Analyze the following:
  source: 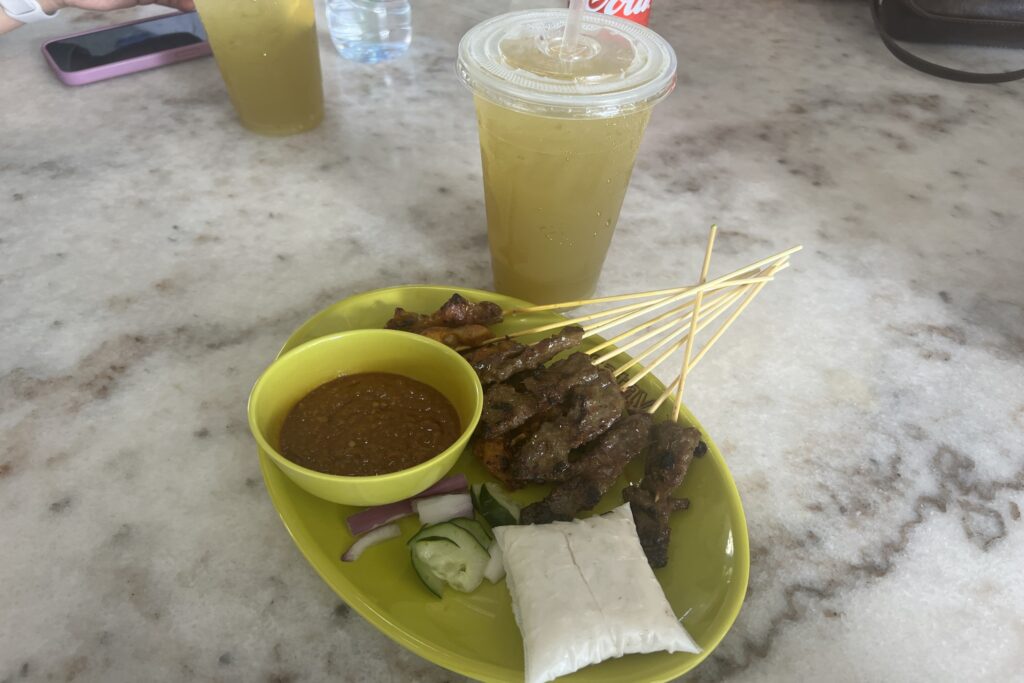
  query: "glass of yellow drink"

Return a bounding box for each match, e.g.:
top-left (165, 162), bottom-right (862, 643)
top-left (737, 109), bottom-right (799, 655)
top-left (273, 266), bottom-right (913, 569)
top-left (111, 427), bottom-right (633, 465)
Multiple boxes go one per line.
top-left (458, 10), bottom-right (677, 304)
top-left (194, 0), bottom-right (324, 136)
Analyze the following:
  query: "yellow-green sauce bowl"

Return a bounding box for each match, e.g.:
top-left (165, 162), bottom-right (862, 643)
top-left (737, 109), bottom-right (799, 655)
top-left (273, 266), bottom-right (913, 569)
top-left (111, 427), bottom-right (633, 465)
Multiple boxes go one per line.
top-left (248, 329), bottom-right (484, 506)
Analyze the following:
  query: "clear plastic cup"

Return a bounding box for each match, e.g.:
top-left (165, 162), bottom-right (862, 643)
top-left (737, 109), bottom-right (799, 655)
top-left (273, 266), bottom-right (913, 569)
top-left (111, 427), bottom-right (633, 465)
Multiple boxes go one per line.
top-left (195, 0), bottom-right (324, 136)
top-left (458, 9), bottom-right (677, 304)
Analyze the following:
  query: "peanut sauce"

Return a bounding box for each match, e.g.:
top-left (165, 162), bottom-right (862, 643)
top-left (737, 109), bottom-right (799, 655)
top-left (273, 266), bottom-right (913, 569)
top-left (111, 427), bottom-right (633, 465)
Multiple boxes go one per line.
top-left (278, 372), bottom-right (461, 476)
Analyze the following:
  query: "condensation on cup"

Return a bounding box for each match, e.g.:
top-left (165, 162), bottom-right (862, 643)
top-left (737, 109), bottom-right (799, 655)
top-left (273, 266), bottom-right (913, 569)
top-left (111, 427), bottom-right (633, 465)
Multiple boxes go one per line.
top-left (585, 0), bottom-right (652, 26)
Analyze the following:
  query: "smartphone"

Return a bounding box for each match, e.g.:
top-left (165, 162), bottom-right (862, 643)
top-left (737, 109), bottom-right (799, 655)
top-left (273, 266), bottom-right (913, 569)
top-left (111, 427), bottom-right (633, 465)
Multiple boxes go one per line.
top-left (41, 11), bottom-right (211, 86)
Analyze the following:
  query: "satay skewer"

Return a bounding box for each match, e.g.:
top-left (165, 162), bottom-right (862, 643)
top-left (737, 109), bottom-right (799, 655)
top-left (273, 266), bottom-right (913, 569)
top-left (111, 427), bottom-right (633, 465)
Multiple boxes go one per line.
top-left (609, 285), bottom-right (748, 379)
top-left (494, 273), bottom-right (772, 342)
top-left (582, 263), bottom-right (789, 357)
top-left (646, 258), bottom-right (787, 414)
top-left (434, 239), bottom-right (799, 425)
top-left (588, 286), bottom-right (744, 364)
top-left (504, 243), bottom-right (802, 315)
top-left (580, 271), bottom-right (776, 340)
top-left (497, 260), bottom-right (785, 342)
top-left (673, 225), bottom-right (718, 420)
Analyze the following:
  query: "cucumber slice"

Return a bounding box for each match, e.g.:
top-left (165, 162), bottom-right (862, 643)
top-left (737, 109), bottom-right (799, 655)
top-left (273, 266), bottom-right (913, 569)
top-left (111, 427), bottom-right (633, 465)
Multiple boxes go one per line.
top-left (450, 518), bottom-right (492, 549)
top-left (484, 541), bottom-right (505, 583)
top-left (409, 522), bottom-right (490, 593)
top-left (411, 544), bottom-right (447, 598)
top-left (477, 483), bottom-right (520, 527)
top-left (408, 521), bottom-right (486, 550)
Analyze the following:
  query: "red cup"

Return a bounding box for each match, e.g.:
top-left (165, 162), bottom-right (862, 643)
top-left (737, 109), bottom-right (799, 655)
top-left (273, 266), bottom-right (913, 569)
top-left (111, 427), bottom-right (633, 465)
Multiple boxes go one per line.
top-left (585, 0), bottom-right (652, 26)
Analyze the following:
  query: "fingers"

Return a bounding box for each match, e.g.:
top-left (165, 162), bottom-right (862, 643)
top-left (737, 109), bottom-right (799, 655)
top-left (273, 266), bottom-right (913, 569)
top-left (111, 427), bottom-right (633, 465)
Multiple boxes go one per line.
top-left (156, 0), bottom-right (196, 10)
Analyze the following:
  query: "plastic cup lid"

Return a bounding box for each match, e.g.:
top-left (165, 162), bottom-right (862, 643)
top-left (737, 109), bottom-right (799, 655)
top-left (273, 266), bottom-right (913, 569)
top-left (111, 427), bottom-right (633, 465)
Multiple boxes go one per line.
top-left (457, 9), bottom-right (677, 119)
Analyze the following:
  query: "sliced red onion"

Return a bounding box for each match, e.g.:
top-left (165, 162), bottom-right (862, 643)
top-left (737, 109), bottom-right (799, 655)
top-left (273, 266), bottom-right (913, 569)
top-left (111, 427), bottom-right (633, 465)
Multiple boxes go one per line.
top-left (413, 492), bottom-right (474, 525)
top-left (415, 473), bottom-right (470, 498)
top-left (345, 474), bottom-right (470, 536)
top-left (340, 523), bottom-right (401, 562)
top-left (345, 501), bottom-right (414, 536)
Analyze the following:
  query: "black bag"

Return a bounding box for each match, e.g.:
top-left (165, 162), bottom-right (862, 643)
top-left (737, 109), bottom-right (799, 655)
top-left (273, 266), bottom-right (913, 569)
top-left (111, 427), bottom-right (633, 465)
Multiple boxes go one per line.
top-left (871, 0), bottom-right (1024, 83)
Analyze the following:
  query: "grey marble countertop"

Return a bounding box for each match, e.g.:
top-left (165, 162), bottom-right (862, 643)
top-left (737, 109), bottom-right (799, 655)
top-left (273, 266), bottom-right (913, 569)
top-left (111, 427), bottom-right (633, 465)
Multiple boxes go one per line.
top-left (2, 1), bottom-right (1023, 681)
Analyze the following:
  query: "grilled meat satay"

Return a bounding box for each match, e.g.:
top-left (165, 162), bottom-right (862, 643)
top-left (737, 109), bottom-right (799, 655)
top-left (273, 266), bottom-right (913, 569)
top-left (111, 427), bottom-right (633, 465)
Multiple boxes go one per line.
top-left (479, 352), bottom-right (601, 438)
top-left (473, 435), bottom-right (526, 490)
top-left (623, 488), bottom-right (689, 568)
top-left (386, 293), bottom-right (503, 333)
top-left (463, 326), bottom-right (584, 386)
top-left (622, 422), bottom-right (702, 568)
top-left (462, 339), bottom-right (525, 379)
top-left (511, 374), bottom-right (625, 483)
top-left (520, 413), bottom-right (653, 525)
top-left (519, 352), bottom-right (603, 407)
top-left (475, 401), bottom-right (566, 487)
top-left (419, 324), bottom-right (493, 348)
top-left (480, 384), bottom-right (539, 439)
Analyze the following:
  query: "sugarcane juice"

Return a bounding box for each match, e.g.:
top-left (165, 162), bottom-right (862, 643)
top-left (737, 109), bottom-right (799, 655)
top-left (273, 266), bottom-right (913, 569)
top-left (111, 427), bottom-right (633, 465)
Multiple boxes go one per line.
top-left (195, 0), bottom-right (324, 136)
top-left (475, 96), bottom-right (650, 304)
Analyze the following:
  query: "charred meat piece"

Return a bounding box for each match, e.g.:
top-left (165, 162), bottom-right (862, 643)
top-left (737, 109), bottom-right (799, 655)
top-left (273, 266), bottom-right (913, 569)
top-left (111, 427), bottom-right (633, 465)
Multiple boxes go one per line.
top-left (419, 324), bottom-right (492, 348)
top-left (480, 383), bottom-right (539, 439)
top-left (479, 352), bottom-right (601, 438)
top-left (622, 487), bottom-right (689, 568)
top-left (520, 413), bottom-right (652, 525)
top-left (385, 293), bottom-right (503, 333)
top-left (462, 339), bottom-right (525, 381)
top-left (463, 326), bottom-right (584, 386)
top-left (385, 308), bottom-right (424, 332)
top-left (434, 293), bottom-right (503, 328)
top-left (641, 422), bottom-right (701, 497)
top-left (473, 436), bottom-right (525, 490)
top-left (511, 373), bottom-right (625, 483)
top-left (623, 422), bottom-right (702, 567)
top-left (519, 352), bottom-right (601, 407)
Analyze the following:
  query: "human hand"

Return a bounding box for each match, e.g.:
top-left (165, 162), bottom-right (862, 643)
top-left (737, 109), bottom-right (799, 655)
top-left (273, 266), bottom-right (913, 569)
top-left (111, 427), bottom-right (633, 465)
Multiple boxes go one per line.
top-left (2, 0), bottom-right (195, 35)
top-left (40, 0), bottom-right (195, 12)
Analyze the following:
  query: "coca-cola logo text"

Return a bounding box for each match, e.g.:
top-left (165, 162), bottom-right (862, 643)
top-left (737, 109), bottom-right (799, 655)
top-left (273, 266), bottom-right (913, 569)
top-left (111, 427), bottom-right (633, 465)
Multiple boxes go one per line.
top-left (587, 0), bottom-right (652, 18)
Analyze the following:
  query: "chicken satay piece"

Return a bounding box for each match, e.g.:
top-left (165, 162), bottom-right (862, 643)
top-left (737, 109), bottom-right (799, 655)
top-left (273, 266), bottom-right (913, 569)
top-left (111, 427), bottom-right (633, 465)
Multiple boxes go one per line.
top-left (472, 436), bottom-right (526, 490)
top-left (433, 293), bottom-right (503, 328)
top-left (419, 324), bottom-right (492, 349)
top-left (385, 293), bottom-right (503, 332)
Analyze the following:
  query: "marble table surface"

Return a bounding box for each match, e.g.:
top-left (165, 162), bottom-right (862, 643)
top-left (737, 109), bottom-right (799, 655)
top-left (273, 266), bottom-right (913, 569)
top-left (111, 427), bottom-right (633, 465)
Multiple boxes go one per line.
top-left (2, 1), bottom-right (1023, 681)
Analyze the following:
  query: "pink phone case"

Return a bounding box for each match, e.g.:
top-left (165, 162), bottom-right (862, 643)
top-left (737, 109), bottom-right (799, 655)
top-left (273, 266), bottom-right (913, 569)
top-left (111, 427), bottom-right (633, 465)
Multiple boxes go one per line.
top-left (41, 11), bottom-right (212, 86)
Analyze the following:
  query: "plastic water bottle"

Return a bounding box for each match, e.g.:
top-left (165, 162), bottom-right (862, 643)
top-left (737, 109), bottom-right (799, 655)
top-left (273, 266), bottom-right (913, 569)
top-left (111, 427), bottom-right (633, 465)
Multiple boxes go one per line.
top-left (326, 0), bottom-right (412, 64)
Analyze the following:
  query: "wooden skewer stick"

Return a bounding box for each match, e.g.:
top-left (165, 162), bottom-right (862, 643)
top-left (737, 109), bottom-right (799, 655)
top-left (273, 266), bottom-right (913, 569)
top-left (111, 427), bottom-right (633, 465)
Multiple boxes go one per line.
top-left (673, 225), bottom-right (717, 421)
top-left (580, 271), bottom-right (780, 342)
top-left (646, 259), bottom-right (787, 414)
top-left (620, 278), bottom-right (749, 386)
top-left (507, 285), bottom-right (691, 315)
top-left (602, 286), bottom-right (746, 374)
top-left (611, 295), bottom-right (739, 382)
top-left (497, 270), bottom-right (772, 343)
top-left (686, 259), bottom-right (784, 373)
top-left (588, 287), bottom-right (739, 364)
top-left (646, 376), bottom-right (680, 415)
top-left (505, 244), bottom-right (802, 316)
top-left (496, 292), bottom-right (680, 340)
top-left (584, 264), bottom-right (788, 357)
top-left (579, 259), bottom-right (787, 342)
